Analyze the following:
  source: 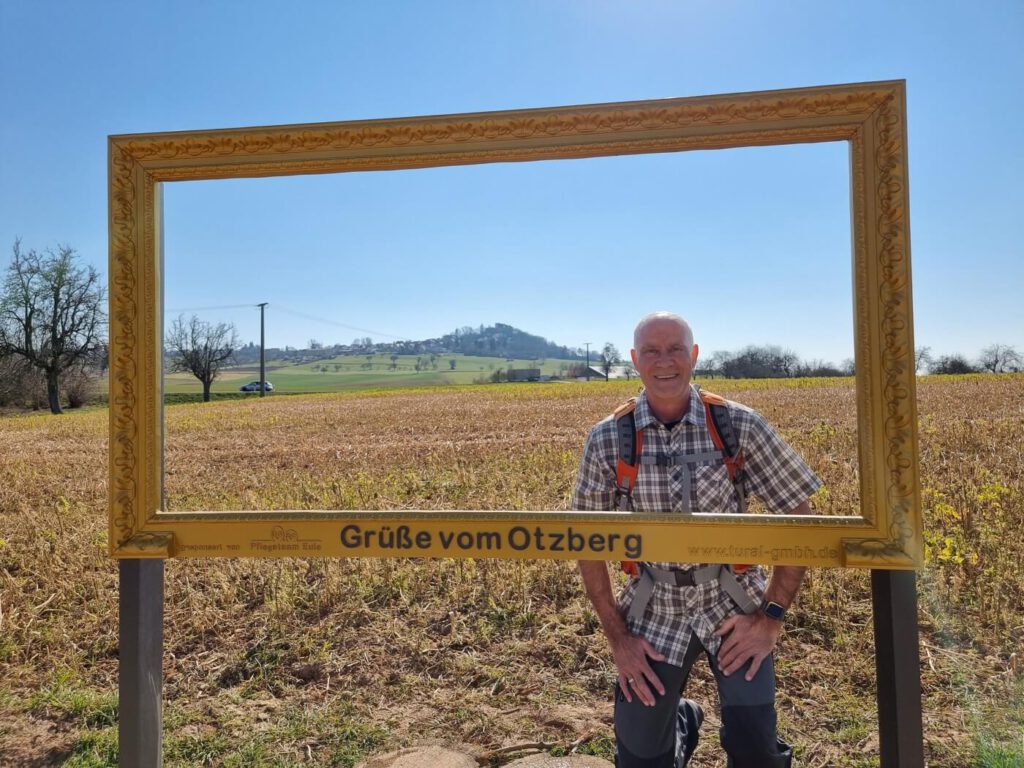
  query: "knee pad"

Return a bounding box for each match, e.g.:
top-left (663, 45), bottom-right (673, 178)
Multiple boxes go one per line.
top-left (720, 704), bottom-right (792, 768)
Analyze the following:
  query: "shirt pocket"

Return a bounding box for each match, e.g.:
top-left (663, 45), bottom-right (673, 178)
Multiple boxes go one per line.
top-left (632, 464), bottom-right (669, 512)
top-left (693, 464), bottom-right (737, 514)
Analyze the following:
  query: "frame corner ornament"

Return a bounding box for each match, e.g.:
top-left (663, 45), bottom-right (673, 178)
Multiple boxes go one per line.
top-left (842, 538), bottom-right (919, 570)
top-left (112, 532), bottom-right (175, 559)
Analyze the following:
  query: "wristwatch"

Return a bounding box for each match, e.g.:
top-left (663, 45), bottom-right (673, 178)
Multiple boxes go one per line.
top-left (760, 599), bottom-right (786, 621)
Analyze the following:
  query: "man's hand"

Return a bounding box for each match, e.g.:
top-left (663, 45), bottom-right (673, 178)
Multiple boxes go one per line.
top-left (577, 561), bottom-right (667, 706)
top-left (715, 549), bottom-right (806, 681)
top-left (611, 632), bottom-right (667, 707)
top-left (714, 613), bottom-right (781, 681)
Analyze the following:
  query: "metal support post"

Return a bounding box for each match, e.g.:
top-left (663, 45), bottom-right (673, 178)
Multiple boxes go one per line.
top-left (119, 559), bottom-right (165, 767)
top-left (871, 569), bottom-right (924, 768)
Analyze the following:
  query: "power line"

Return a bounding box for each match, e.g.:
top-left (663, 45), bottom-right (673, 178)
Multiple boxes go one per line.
top-left (164, 303), bottom-right (255, 313)
top-left (166, 302), bottom-right (406, 341)
top-left (273, 305), bottom-right (405, 340)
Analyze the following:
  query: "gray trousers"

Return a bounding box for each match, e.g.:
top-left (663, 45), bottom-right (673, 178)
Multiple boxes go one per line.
top-left (614, 632), bottom-right (792, 768)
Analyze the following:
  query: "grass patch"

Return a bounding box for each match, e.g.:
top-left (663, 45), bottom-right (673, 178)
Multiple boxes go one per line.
top-left (165, 730), bottom-right (234, 764)
top-left (577, 732), bottom-right (615, 759)
top-left (28, 668), bottom-right (118, 728)
top-left (975, 736), bottom-right (1024, 768)
top-left (63, 728), bottom-right (118, 768)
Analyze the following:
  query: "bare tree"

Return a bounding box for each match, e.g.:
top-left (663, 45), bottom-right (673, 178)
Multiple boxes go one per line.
top-left (695, 350), bottom-right (729, 379)
top-left (600, 342), bottom-right (620, 380)
top-left (0, 240), bottom-right (106, 414)
top-left (165, 315), bottom-right (239, 402)
top-left (914, 346), bottom-right (932, 374)
top-left (978, 344), bottom-right (1021, 373)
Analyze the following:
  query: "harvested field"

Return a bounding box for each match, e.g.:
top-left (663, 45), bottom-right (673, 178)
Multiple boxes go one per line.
top-left (1, 375), bottom-right (1022, 766)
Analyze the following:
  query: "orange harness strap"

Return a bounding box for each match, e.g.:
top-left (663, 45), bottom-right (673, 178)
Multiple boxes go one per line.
top-left (700, 390), bottom-right (746, 486)
top-left (613, 398), bottom-right (642, 511)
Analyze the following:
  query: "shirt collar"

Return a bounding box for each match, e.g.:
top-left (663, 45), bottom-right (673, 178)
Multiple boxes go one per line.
top-left (635, 385), bottom-right (706, 431)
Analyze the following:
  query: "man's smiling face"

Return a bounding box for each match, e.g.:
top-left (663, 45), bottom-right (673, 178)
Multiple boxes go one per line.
top-left (630, 316), bottom-right (699, 419)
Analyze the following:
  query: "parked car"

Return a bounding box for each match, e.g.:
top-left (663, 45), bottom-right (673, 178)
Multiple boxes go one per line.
top-left (239, 380), bottom-right (273, 392)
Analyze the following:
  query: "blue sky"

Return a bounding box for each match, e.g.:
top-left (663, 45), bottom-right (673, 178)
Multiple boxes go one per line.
top-left (1, 1), bottom-right (1021, 364)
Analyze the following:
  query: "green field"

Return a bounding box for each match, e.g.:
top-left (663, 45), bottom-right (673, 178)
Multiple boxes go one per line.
top-left (163, 353), bottom-right (586, 394)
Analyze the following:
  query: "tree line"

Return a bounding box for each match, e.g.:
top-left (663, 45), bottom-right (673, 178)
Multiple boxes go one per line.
top-left (916, 345), bottom-right (1022, 375)
top-left (1, 241), bottom-right (1021, 413)
top-left (602, 342), bottom-right (1023, 380)
top-left (696, 345), bottom-right (852, 379)
top-left (694, 344), bottom-right (1021, 379)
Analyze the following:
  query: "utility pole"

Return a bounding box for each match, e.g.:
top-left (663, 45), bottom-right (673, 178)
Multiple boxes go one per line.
top-left (257, 302), bottom-right (268, 398)
top-left (584, 342), bottom-right (592, 382)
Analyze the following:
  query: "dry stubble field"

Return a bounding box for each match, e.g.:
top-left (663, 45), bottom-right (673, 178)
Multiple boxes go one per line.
top-left (0, 375), bottom-right (1022, 767)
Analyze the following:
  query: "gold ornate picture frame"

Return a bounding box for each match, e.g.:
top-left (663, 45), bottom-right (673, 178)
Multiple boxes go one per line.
top-left (108, 80), bottom-right (921, 568)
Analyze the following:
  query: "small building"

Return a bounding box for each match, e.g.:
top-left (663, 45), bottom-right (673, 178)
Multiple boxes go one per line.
top-left (606, 364), bottom-right (638, 380)
top-left (578, 364), bottom-right (637, 381)
top-left (507, 368), bottom-right (541, 382)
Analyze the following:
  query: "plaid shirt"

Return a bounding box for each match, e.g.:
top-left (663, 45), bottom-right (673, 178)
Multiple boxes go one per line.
top-left (572, 386), bottom-right (821, 665)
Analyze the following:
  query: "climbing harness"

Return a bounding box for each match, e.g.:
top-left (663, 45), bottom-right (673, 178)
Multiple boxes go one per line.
top-left (613, 389), bottom-right (758, 619)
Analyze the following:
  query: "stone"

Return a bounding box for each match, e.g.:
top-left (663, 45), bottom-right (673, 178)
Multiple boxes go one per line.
top-left (505, 754), bottom-right (612, 767)
top-left (356, 745), bottom-right (478, 768)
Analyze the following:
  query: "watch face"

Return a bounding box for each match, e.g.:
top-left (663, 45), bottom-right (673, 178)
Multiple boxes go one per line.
top-left (762, 601), bottom-right (785, 620)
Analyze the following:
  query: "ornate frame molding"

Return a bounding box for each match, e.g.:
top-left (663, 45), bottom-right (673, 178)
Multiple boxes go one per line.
top-left (108, 81), bottom-right (921, 568)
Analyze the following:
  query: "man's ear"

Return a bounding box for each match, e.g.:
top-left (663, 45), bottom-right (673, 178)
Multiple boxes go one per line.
top-left (691, 343), bottom-right (700, 367)
top-left (630, 348), bottom-right (639, 367)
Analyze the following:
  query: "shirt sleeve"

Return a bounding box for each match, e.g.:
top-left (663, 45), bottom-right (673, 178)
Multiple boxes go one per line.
top-left (571, 418), bottom-right (618, 512)
top-left (735, 405), bottom-right (822, 513)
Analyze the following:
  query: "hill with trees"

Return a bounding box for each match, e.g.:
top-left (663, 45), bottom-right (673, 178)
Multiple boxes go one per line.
top-left (232, 323), bottom-right (585, 366)
top-left (434, 323), bottom-right (582, 360)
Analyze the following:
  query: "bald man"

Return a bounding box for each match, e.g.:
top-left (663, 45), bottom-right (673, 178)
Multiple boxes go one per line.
top-left (575, 312), bottom-right (820, 768)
